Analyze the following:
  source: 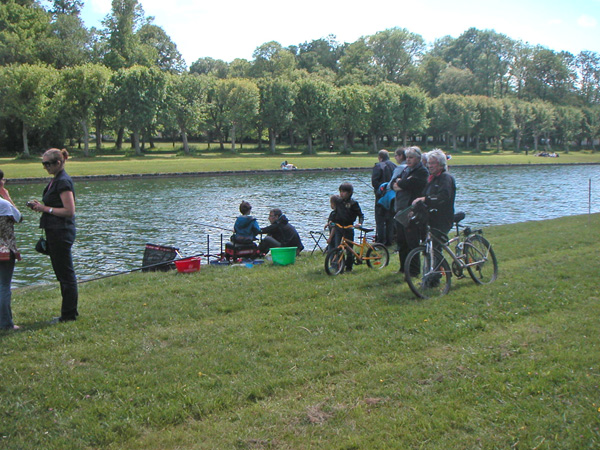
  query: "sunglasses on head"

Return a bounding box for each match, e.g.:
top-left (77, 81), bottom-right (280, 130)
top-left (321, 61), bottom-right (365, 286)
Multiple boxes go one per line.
top-left (42, 160), bottom-right (58, 167)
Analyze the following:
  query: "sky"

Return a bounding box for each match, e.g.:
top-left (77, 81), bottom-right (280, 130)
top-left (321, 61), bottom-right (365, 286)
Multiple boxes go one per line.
top-left (78, 0), bottom-right (600, 67)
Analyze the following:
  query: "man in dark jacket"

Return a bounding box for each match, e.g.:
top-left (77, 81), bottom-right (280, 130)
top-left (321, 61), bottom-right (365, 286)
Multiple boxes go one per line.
top-left (371, 149), bottom-right (396, 245)
top-left (259, 209), bottom-right (304, 255)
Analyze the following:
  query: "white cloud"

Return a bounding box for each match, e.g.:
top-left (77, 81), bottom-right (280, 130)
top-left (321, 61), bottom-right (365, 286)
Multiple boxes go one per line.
top-left (578, 15), bottom-right (598, 28)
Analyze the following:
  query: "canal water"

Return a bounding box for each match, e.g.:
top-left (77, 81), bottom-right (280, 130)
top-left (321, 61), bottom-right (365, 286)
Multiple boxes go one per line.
top-left (6, 164), bottom-right (599, 286)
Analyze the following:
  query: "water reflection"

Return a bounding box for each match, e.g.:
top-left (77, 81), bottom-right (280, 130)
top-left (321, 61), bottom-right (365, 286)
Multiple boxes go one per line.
top-left (7, 164), bottom-right (599, 286)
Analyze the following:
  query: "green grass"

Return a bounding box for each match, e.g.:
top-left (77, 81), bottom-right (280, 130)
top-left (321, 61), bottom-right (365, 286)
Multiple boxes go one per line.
top-left (2, 147), bottom-right (599, 180)
top-left (1, 213), bottom-right (599, 449)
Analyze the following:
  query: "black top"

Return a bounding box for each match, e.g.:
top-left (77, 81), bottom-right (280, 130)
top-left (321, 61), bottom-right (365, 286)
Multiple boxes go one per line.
top-left (336, 198), bottom-right (364, 226)
top-left (423, 170), bottom-right (456, 233)
top-left (40, 169), bottom-right (76, 230)
top-left (261, 214), bottom-right (304, 251)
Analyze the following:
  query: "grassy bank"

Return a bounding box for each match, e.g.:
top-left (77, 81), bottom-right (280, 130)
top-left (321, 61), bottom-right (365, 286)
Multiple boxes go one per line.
top-left (1, 213), bottom-right (599, 449)
top-left (2, 149), bottom-right (600, 180)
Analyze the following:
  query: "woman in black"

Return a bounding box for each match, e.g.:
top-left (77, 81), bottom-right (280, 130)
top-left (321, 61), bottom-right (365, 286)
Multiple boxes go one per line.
top-left (28, 149), bottom-right (78, 322)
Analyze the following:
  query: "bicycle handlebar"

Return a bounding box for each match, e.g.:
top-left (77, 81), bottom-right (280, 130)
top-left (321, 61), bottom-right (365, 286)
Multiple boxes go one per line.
top-left (330, 223), bottom-right (374, 233)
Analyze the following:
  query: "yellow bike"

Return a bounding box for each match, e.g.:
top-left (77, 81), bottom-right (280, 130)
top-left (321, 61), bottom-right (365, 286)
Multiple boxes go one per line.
top-left (324, 223), bottom-right (390, 275)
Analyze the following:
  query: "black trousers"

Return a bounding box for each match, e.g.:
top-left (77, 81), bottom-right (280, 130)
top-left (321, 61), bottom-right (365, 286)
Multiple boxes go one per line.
top-left (46, 228), bottom-right (78, 320)
top-left (374, 203), bottom-right (395, 246)
top-left (332, 226), bottom-right (355, 271)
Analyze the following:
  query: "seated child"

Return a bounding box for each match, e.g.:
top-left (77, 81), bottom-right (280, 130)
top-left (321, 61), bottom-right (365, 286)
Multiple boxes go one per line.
top-left (231, 201), bottom-right (261, 244)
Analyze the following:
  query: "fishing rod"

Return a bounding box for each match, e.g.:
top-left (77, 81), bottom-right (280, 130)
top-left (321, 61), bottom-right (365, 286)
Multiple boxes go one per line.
top-left (197, 221), bottom-right (233, 232)
top-left (350, 173), bottom-right (373, 189)
top-left (77, 253), bottom-right (204, 284)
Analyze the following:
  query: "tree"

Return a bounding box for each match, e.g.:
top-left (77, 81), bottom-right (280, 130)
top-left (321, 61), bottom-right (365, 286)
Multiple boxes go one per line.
top-left (111, 65), bottom-right (167, 155)
top-left (259, 77), bottom-right (296, 153)
top-left (337, 38), bottom-right (383, 86)
top-left (437, 28), bottom-right (514, 97)
top-left (0, 0), bottom-right (50, 65)
top-left (0, 64), bottom-right (59, 156)
top-left (395, 86), bottom-right (429, 147)
top-left (332, 84), bottom-right (370, 153)
top-left (472, 96), bottom-right (504, 151)
top-left (521, 47), bottom-right (575, 104)
top-left (223, 79), bottom-right (259, 152)
top-left (251, 41), bottom-right (296, 78)
top-left (575, 51), bottom-right (600, 105)
top-left (189, 57), bottom-right (229, 78)
top-left (429, 94), bottom-right (479, 151)
top-left (528, 100), bottom-right (556, 151)
top-left (162, 73), bottom-right (210, 154)
top-left (61, 63), bottom-right (112, 156)
top-left (101, 0), bottom-right (147, 70)
top-left (137, 23), bottom-right (186, 73)
top-left (296, 35), bottom-right (342, 73)
top-left (292, 78), bottom-right (334, 154)
top-left (554, 106), bottom-right (583, 152)
top-left (368, 27), bottom-right (425, 84)
top-left (510, 99), bottom-right (533, 152)
top-left (368, 83), bottom-right (405, 151)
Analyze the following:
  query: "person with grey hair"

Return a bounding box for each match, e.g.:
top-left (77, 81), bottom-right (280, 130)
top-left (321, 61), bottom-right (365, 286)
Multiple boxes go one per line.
top-left (391, 146), bottom-right (429, 272)
top-left (406, 148), bottom-right (455, 277)
top-left (413, 148), bottom-right (455, 232)
top-left (371, 149), bottom-right (396, 245)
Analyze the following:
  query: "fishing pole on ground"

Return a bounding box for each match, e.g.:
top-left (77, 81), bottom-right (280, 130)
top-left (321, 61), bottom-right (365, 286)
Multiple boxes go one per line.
top-left (77, 253), bottom-right (204, 284)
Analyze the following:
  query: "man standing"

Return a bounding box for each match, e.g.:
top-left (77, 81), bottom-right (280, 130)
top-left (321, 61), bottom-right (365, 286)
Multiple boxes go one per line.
top-left (371, 149), bottom-right (396, 245)
top-left (259, 209), bottom-right (304, 256)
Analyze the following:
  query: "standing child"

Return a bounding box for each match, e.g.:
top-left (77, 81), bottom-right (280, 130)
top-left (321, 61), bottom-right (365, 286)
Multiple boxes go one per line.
top-left (333, 183), bottom-right (364, 272)
top-left (325, 194), bottom-right (341, 252)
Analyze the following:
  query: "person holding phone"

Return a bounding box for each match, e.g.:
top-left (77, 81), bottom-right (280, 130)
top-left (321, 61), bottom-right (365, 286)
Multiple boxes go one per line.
top-left (27, 148), bottom-right (78, 323)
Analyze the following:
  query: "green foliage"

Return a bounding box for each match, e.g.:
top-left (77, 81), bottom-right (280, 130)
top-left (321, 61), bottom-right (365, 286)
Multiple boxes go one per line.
top-left (1, 214), bottom-right (599, 449)
top-left (0, 63), bottom-right (59, 155)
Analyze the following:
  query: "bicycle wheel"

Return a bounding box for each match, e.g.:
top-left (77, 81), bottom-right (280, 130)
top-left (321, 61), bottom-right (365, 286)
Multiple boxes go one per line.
top-left (366, 243), bottom-right (390, 269)
top-left (324, 247), bottom-right (346, 275)
top-left (464, 234), bottom-right (498, 284)
top-left (404, 246), bottom-right (451, 299)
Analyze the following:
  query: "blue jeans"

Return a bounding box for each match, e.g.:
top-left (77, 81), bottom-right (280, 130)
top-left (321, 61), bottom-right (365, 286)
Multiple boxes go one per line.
top-left (0, 255), bottom-right (16, 329)
top-left (46, 228), bottom-right (78, 320)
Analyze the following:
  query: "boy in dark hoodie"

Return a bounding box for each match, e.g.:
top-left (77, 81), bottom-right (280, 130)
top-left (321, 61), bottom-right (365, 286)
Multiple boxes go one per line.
top-left (232, 201), bottom-right (261, 244)
top-left (333, 182), bottom-right (364, 272)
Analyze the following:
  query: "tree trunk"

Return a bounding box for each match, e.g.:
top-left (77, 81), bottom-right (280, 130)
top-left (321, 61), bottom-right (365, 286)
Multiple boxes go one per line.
top-left (95, 117), bottom-right (103, 150)
top-left (81, 119), bottom-right (90, 157)
top-left (133, 129), bottom-right (142, 156)
top-left (371, 134), bottom-right (378, 153)
top-left (269, 128), bottom-right (276, 154)
top-left (181, 130), bottom-right (190, 155)
top-left (22, 123), bottom-right (30, 157)
top-left (116, 127), bottom-right (124, 150)
top-left (230, 123), bottom-right (237, 152)
top-left (307, 134), bottom-right (313, 154)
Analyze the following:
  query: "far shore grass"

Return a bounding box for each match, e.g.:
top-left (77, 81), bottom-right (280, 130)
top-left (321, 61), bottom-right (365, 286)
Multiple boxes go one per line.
top-left (1, 145), bottom-right (599, 180)
top-left (1, 213), bottom-right (599, 449)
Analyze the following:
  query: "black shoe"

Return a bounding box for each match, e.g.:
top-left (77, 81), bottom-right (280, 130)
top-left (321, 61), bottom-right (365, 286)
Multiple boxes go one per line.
top-left (50, 316), bottom-right (77, 324)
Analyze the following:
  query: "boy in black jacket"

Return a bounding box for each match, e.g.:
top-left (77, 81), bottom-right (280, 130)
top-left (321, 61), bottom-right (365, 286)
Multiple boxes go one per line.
top-left (332, 183), bottom-right (364, 272)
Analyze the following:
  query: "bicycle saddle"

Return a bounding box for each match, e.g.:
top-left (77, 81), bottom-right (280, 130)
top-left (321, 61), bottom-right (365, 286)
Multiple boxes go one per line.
top-left (454, 212), bottom-right (466, 224)
top-left (357, 226), bottom-right (374, 233)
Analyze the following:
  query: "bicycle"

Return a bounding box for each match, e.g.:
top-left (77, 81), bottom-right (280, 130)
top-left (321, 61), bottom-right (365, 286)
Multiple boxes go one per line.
top-left (404, 212), bottom-right (498, 298)
top-left (324, 223), bottom-right (390, 275)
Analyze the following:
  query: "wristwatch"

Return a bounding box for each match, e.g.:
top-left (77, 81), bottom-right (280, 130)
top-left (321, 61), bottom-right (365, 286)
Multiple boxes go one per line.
top-left (49, 208), bottom-right (53, 215)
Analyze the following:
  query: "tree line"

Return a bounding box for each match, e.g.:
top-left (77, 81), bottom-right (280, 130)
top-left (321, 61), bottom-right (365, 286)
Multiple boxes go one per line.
top-left (1, 0), bottom-right (599, 156)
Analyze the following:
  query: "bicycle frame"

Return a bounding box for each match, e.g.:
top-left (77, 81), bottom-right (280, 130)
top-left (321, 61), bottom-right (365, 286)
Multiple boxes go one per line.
top-left (424, 224), bottom-right (487, 272)
top-left (335, 225), bottom-right (375, 262)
